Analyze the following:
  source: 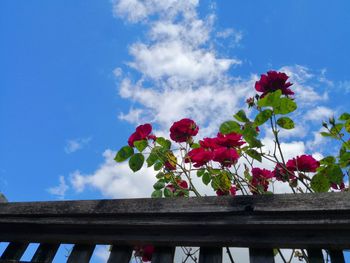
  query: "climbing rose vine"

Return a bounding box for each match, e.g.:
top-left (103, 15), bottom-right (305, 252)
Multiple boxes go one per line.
top-left (115, 70), bottom-right (350, 262)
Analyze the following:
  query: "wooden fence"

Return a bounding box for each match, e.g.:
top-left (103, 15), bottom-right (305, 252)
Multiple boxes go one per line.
top-left (0, 192), bottom-right (349, 262)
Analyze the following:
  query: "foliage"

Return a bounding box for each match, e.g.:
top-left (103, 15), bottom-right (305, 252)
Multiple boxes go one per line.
top-left (114, 70), bottom-right (350, 262)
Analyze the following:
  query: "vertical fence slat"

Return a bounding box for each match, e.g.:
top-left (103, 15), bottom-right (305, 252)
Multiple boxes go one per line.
top-left (67, 244), bottom-right (95, 263)
top-left (0, 242), bottom-right (28, 260)
top-left (31, 243), bottom-right (60, 263)
top-left (307, 249), bottom-right (324, 263)
top-left (249, 248), bottom-right (274, 263)
top-left (107, 246), bottom-right (132, 263)
top-left (199, 247), bottom-right (222, 263)
top-left (329, 250), bottom-right (345, 263)
top-left (151, 247), bottom-right (175, 263)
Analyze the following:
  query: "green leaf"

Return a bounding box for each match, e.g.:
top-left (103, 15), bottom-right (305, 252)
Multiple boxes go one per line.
top-left (146, 152), bottom-right (158, 167)
top-left (154, 161), bottom-right (164, 171)
top-left (202, 172), bottom-right (211, 185)
top-left (245, 149), bottom-right (262, 162)
top-left (320, 132), bottom-right (332, 137)
top-left (234, 110), bottom-right (250, 122)
top-left (156, 137), bottom-right (171, 149)
top-left (151, 190), bottom-right (162, 198)
top-left (155, 172), bottom-right (164, 179)
top-left (190, 142), bottom-right (201, 149)
top-left (134, 140), bottom-right (148, 152)
top-left (197, 168), bottom-right (206, 177)
top-left (128, 153), bottom-right (144, 172)
top-left (330, 123), bottom-right (343, 135)
top-left (342, 141), bottom-right (350, 150)
top-left (276, 117), bottom-right (295, 129)
top-left (311, 173), bottom-right (330, 193)
top-left (254, 109), bottom-right (273, 127)
top-left (257, 90), bottom-right (282, 107)
top-left (219, 121), bottom-right (242, 134)
top-left (163, 187), bottom-right (173, 197)
top-left (114, 146), bottom-right (134, 162)
top-left (153, 180), bottom-right (165, 190)
top-left (319, 156), bottom-right (336, 165)
top-left (273, 97), bottom-right (297, 115)
top-left (242, 123), bottom-right (259, 138)
top-left (339, 152), bottom-right (350, 168)
top-left (345, 119), bottom-right (350, 133)
top-left (246, 137), bottom-right (263, 148)
top-left (325, 165), bottom-right (343, 184)
top-left (339, 113), bottom-right (350, 121)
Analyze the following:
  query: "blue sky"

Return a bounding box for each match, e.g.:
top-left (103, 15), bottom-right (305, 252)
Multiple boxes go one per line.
top-left (1, 1), bottom-right (350, 261)
top-left (1, 0), bottom-right (350, 199)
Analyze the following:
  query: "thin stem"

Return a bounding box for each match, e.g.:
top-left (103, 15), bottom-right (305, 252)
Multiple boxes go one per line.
top-left (277, 249), bottom-right (288, 263)
top-left (226, 247), bottom-right (235, 263)
top-left (270, 116), bottom-right (286, 165)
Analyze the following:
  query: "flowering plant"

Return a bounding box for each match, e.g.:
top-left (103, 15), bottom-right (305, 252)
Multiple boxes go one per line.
top-left (115, 70), bottom-right (350, 261)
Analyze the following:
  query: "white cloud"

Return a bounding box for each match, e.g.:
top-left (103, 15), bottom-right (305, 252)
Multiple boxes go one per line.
top-left (69, 1), bottom-right (336, 200)
top-left (112, 0), bottom-right (199, 23)
top-left (93, 246), bottom-right (110, 263)
top-left (304, 106), bottom-right (334, 122)
top-left (64, 137), bottom-right (92, 154)
top-left (216, 28), bottom-right (243, 47)
top-left (280, 65), bottom-right (328, 104)
top-left (47, 176), bottom-right (69, 200)
top-left (338, 80), bottom-right (350, 93)
top-left (70, 149), bottom-right (156, 198)
top-left (128, 41), bottom-right (239, 82)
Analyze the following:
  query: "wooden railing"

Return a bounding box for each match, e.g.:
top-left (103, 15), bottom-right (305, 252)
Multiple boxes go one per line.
top-left (0, 192), bottom-right (349, 262)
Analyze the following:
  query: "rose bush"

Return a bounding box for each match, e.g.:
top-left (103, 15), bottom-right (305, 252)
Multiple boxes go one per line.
top-left (115, 70), bottom-right (350, 262)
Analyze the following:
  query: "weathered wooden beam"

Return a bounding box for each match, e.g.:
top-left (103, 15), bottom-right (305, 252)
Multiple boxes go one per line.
top-left (152, 247), bottom-right (175, 263)
top-left (0, 242), bottom-right (28, 261)
top-left (66, 244), bottom-right (95, 263)
top-left (31, 243), bottom-right (60, 263)
top-left (107, 245), bottom-right (132, 263)
top-left (249, 248), bottom-right (274, 263)
top-left (198, 247), bottom-right (222, 263)
top-left (0, 193), bottom-right (350, 248)
top-left (307, 249), bottom-right (324, 263)
top-left (329, 250), bottom-right (345, 263)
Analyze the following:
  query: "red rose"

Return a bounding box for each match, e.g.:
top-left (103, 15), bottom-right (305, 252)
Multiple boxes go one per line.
top-left (165, 180), bottom-right (188, 196)
top-left (255, 71), bottom-right (294, 97)
top-left (199, 137), bottom-right (219, 149)
top-left (213, 147), bottom-right (239, 167)
top-left (134, 245), bottom-right (154, 262)
top-left (164, 161), bottom-right (176, 170)
top-left (170, 118), bottom-right (199, 143)
top-left (273, 163), bottom-right (295, 182)
top-left (186, 147), bottom-right (214, 167)
top-left (331, 182), bottom-right (345, 190)
top-left (286, 155), bottom-right (320, 172)
top-left (216, 185), bottom-right (236, 196)
top-left (128, 123), bottom-right (155, 147)
top-left (250, 167), bottom-right (273, 194)
top-left (246, 97), bottom-right (255, 107)
top-left (214, 132), bottom-right (245, 148)
top-left (142, 245), bottom-right (154, 262)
